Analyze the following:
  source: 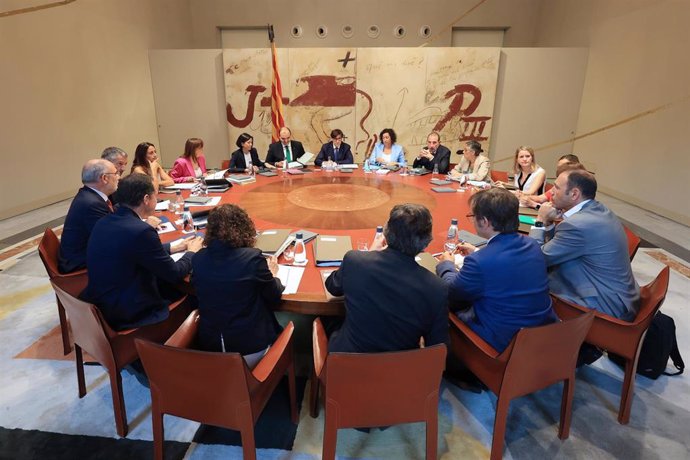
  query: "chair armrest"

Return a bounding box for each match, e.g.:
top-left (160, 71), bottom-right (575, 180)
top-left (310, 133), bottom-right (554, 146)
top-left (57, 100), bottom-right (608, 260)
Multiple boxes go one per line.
top-left (252, 321), bottom-right (294, 382)
top-left (164, 309), bottom-right (199, 348)
top-left (59, 268), bottom-right (88, 278)
top-left (449, 313), bottom-right (499, 359)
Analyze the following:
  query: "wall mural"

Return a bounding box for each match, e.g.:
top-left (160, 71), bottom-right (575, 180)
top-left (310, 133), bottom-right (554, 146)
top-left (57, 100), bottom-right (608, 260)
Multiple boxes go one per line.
top-left (224, 47), bottom-right (500, 162)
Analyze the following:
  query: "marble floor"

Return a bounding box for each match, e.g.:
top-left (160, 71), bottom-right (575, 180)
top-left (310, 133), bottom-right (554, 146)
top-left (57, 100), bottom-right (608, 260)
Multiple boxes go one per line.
top-left (0, 195), bottom-right (689, 459)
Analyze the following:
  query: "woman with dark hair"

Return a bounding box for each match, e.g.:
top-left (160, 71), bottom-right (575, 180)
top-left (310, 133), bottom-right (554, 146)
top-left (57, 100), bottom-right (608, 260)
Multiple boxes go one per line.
top-left (449, 140), bottom-right (491, 182)
top-left (368, 128), bottom-right (406, 167)
top-left (191, 204), bottom-right (284, 368)
top-left (130, 142), bottom-right (174, 191)
top-left (228, 133), bottom-right (272, 173)
top-left (169, 137), bottom-right (207, 183)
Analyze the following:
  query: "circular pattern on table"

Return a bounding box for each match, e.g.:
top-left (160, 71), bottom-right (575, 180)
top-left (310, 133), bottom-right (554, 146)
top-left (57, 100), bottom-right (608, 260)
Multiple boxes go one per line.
top-left (240, 176), bottom-right (435, 230)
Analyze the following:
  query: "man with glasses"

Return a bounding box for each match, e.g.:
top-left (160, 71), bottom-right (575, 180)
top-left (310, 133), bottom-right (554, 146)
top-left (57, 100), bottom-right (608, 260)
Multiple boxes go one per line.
top-left (58, 159), bottom-right (121, 273)
top-left (314, 129), bottom-right (353, 167)
top-left (101, 146), bottom-right (128, 176)
top-left (436, 188), bottom-right (555, 354)
top-left (265, 126), bottom-right (306, 168)
top-left (413, 132), bottom-right (451, 174)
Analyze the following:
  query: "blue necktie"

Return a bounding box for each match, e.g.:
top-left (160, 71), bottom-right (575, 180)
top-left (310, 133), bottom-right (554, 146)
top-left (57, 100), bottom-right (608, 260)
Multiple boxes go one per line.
top-left (334, 147), bottom-right (339, 161)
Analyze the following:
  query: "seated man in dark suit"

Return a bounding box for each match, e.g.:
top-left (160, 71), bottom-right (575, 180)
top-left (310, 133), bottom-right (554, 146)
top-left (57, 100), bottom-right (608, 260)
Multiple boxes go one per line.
top-left (81, 173), bottom-right (203, 331)
top-left (58, 159), bottom-right (120, 273)
top-left (314, 129), bottom-right (354, 166)
top-left (436, 188), bottom-right (556, 353)
top-left (265, 126), bottom-right (306, 167)
top-left (412, 132), bottom-right (451, 174)
top-left (325, 204), bottom-right (448, 353)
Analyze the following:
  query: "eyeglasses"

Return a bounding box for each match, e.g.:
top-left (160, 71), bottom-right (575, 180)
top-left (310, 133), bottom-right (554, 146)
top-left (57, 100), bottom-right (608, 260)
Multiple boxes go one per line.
top-left (103, 172), bottom-right (119, 177)
top-left (466, 213), bottom-right (475, 218)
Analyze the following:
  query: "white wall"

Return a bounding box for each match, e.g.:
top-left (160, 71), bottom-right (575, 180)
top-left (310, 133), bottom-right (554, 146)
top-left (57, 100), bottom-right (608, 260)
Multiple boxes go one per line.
top-left (0, 0), bottom-right (193, 219)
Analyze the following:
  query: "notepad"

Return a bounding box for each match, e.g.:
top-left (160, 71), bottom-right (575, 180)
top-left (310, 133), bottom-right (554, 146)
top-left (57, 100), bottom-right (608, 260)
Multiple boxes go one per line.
top-left (457, 230), bottom-right (488, 247)
top-left (431, 187), bottom-right (457, 193)
top-left (314, 235), bottom-right (352, 267)
top-left (415, 252), bottom-right (438, 273)
top-left (255, 229), bottom-right (293, 256)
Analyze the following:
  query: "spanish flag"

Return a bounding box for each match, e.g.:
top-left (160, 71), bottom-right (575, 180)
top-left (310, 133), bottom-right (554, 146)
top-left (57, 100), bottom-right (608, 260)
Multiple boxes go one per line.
top-left (268, 25), bottom-right (285, 143)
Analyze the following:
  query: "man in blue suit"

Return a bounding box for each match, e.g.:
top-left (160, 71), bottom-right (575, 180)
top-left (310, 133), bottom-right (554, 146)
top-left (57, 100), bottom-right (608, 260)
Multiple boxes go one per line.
top-left (437, 188), bottom-right (556, 352)
top-left (81, 173), bottom-right (203, 331)
top-left (314, 129), bottom-right (354, 166)
top-left (530, 169), bottom-right (640, 320)
top-left (58, 159), bottom-right (119, 273)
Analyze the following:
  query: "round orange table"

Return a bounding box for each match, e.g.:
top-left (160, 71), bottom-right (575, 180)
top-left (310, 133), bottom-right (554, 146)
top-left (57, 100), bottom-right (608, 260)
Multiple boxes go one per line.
top-left (161, 169), bottom-right (476, 315)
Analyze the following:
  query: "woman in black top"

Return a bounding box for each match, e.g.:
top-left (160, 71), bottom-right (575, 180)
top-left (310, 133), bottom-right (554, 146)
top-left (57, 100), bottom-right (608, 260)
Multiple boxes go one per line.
top-left (228, 133), bottom-right (272, 173)
top-left (191, 204), bottom-right (284, 367)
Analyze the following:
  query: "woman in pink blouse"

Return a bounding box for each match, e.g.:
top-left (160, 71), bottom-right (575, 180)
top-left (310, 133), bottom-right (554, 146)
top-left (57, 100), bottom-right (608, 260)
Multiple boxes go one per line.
top-left (169, 138), bottom-right (207, 183)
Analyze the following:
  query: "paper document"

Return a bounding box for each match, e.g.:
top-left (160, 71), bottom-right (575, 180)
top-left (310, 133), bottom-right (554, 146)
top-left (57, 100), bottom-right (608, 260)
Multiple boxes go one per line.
top-left (205, 170), bottom-right (227, 180)
top-left (338, 163), bottom-right (359, 169)
top-left (164, 183), bottom-right (197, 190)
top-left (155, 200), bottom-right (170, 211)
top-left (277, 265), bottom-right (304, 294)
top-left (156, 222), bottom-right (176, 234)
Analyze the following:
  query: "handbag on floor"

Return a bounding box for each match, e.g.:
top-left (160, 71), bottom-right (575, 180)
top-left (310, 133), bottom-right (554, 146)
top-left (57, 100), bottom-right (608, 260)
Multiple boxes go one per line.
top-left (609, 312), bottom-right (685, 379)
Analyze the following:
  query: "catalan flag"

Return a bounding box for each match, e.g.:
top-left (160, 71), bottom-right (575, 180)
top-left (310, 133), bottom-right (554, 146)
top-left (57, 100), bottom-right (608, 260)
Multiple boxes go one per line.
top-left (268, 25), bottom-right (285, 143)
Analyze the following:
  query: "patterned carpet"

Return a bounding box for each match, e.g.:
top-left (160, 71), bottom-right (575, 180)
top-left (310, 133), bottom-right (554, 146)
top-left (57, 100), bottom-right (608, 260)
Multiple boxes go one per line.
top-left (1, 236), bottom-right (689, 459)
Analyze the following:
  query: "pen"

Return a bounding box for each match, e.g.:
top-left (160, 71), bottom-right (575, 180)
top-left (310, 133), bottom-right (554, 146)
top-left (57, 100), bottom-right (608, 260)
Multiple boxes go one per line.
top-left (220, 333), bottom-right (226, 352)
top-left (432, 252), bottom-right (443, 257)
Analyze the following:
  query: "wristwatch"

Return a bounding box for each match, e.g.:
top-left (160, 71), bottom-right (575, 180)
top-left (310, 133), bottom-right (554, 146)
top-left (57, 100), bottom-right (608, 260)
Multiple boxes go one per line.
top-left (534, 221), bottom-right (544, 228)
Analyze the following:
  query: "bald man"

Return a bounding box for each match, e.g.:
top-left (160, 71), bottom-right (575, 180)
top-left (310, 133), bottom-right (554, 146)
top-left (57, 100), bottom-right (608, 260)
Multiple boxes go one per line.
top-left (265, 126), bottom-right (306, 168)
top-left (58, 159), bottom-right (120, 273)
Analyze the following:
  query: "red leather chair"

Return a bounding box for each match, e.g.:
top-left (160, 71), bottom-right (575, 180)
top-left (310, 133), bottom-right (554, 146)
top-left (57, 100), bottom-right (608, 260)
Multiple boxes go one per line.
top-left (310, 318), bottom-right (446, 460)
top-left (449, 311), bottom-right (594, 460)
top-left (135, 310), bottom-right (298, 460)
top-left (51, 282), bottom-right (192, 437)
top-left (38, 228), bottom-right (88, 355)
top-left (490, 170), bottom-right (509, 182)
top-left (551, 265), bottom-right (670, 424)
top-left (623, 225), bottom-right (642, 260)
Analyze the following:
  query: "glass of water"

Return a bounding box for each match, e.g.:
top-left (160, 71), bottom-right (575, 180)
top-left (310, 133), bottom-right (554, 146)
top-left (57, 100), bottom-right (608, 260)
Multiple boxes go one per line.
top-left (283, 244), bottom-right (295, 264)
top-left (357, 238), bottom-right (369, 251)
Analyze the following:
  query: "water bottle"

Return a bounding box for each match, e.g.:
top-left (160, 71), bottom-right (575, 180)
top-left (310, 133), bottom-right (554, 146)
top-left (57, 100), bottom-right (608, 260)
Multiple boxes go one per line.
top-left (445, 218), bottom-right (459, 253)
top-left (363, 157), bottom-right (371, 173)
top-left (293, 232), bottom-right (307, 265)
top-left (400, 159), bottom-right (408, 176)
top-left (373, 225), bottom-right (386, 248)
top-left (432, 163), bottom-right (439, 177)
top-left (174, 190), bottom-right (184, 215)
top-left (282, 159), bottom-right (288, 177)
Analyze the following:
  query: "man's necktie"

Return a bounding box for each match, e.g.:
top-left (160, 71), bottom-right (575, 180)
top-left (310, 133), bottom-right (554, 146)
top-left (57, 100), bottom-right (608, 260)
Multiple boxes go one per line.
top-left (106, 199), bottom-right (114, 212)
top-left (284, 145), bottom-right (292, 162)
top-left (334, 148), bottom-right (339, 161)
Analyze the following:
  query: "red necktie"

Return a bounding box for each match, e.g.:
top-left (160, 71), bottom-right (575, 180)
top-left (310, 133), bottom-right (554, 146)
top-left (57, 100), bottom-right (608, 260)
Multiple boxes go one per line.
top-left (107, 199), bottom-right (114, 212)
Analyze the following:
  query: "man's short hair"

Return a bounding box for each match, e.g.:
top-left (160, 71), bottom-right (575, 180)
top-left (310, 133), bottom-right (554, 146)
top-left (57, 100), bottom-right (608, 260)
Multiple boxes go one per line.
top-left (330, 129), bottom-right (344, 139)
top-left (558, 153), bottom-right (580, 163)
top-left (565, 170), bottom-right (597, 200)
top-left (428, 132), bottom-right (440, 142)
top-left (384, 204), bottom-right (433, 256)
top-left (470, 188), bottom-right (519, 234)
top-left (555, 161), bottom-right (586, 177)
top-left (101, 147), bottom-right (127, 162)
top-left (81, 159), bottom-right (112, 184)
top-left (116, 173), bottom-right (154, 207)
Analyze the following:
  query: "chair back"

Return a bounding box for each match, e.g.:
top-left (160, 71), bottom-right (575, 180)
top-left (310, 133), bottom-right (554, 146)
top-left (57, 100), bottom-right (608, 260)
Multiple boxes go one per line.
top-left (544, 182), bottom-right (554, 193)
top-left (324, 344), bottom-right (446, 428)
top-left (623, 226), bottom-right (641, 260)
top-left (221, 160), bottom-right (230, 170)
top-left (38, 228), bottom-right (61, 278)
top-left (490, 170), bottom-right (509, 182)
top-left (500, 312), bottom-right (594, 400)
top-left (51, 282), bottom-right (117, 369)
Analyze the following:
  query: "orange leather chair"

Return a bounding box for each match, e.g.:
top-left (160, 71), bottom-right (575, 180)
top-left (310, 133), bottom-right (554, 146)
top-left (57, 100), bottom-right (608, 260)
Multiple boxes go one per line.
top-left (623, 225), bottom-right (642, 260)
top-left (310, 318), bottom-right (446, 460)
top-left (551, 265), bottom-right (670, 424)
top-left (449, 311), bottom-right (594, 460)
top-left (38, 227), bottom-right (88, 355)
top-left (221, 160), bottom-right (230, 170)
top-left (51, 282), bottom-right (192, 437)
top-left (490, 170), bottom-right (509, 182)
top-left (135, 310), bottom-right (298, 460)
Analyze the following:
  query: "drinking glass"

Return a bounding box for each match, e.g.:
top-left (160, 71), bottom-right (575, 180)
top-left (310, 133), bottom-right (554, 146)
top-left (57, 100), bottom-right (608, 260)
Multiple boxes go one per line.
top-left (283, 244), bottom-right (295, 264)
top-left (357, 238), bottom-right (369, 251)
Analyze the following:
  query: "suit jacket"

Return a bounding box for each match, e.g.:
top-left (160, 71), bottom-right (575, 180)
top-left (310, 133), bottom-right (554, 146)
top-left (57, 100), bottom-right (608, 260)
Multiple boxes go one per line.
top-left (437, 232), bottom-right (556, 352)
top-left (412, 145), bottom-right (451, 174)
top-left (228, 148), bottom-right (265, 172)
top-left (169, 155), bottom-right (207, 183)
top-left (326, 248), bottom-right (448, 353)
top-left (191, 241), bottom-right (284, 355)
top-left (81, 206), bottom-right (194, 330)
top-left (530, 200), bottom-right (640, 320)
top-left (265, 140), bottom-right (305, 165)
top-left (314, 141), bottom-right (353, 166)
top-left (58, 186), bottom-right (112, 273)
top-left (453, 154), bottom-right (491, 181)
